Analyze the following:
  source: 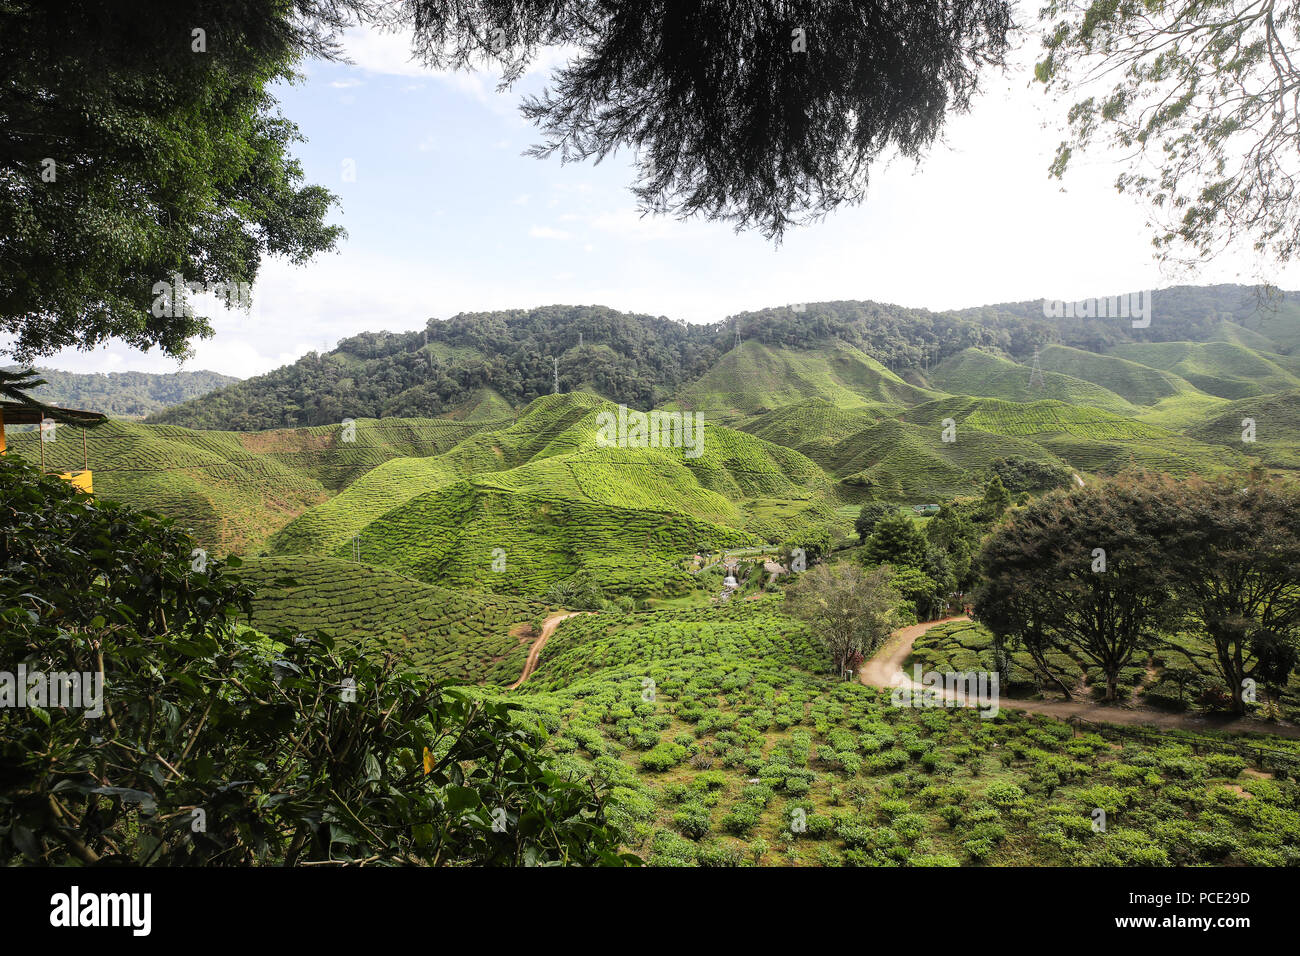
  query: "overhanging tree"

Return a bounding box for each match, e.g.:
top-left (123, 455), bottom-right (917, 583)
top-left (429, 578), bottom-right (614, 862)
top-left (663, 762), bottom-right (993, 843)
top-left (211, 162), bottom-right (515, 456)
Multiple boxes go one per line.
top-left (401, 0), bottom-right (1013, 240)
top-left (1036, 0), bottom-right (1300, 266)
top-left (0, 1), bottom-right (369, 360)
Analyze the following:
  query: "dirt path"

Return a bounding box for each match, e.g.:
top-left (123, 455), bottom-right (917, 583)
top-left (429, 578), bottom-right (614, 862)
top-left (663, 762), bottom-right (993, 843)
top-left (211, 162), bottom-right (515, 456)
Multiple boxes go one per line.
top-left (859, 616), bottom-right (1300, 740)
top-left (508, 611), bottom-right (585, 690)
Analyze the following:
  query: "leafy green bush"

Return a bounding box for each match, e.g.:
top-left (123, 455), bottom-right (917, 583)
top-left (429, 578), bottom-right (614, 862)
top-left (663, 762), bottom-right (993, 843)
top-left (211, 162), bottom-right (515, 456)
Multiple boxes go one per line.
top-left (0, 459), bottom-right (633, 867)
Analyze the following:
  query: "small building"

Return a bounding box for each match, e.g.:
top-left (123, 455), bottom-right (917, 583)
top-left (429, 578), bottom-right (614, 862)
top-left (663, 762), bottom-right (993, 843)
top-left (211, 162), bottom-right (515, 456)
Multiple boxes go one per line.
top-left (0, 400), bottom-right (106, 493)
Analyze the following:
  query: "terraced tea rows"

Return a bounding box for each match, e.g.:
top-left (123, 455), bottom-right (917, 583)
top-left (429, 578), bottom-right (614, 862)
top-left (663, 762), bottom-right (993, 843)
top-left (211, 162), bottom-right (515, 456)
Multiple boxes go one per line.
top-left (668, 339), bottom-right (936, 420)
top-left (496, 600), bottom-right (1300, 866)
top-left (928, 348), bottom-right (1139, 417)
top-left (906, 619), bottom-right (1087, 696)
top-left (239, 555), bottom-right (542, 683)
top-left (341, 480), bottom-right (757, 597)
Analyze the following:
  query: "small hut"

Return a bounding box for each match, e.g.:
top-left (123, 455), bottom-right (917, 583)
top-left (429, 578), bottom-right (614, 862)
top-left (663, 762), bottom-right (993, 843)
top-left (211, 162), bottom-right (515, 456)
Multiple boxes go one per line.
top-left (0, 399), bottom-right (107, 492)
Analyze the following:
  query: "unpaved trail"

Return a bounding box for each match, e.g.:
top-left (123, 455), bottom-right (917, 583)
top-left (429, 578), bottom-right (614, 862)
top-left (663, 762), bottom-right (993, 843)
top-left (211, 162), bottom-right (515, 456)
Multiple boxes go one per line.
top-left (859, 616), bottom-right (1300, 740)
top-left (859, 615), bottom-right (970, 689)
top-left (508, 611), bottom-right (585, 690)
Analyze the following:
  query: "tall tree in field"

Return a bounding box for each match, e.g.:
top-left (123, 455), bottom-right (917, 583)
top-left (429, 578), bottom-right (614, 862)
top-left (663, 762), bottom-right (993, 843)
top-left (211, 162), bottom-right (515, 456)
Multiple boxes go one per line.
top-left (975, 476), bottom-right (1177, 702)
top-left (401, 0), bottom-right (1013, 240)
top-left (1036, 0), bottom-right (1300, 266)
top-left (855, 500), bottom-right (893, 543)
top-left (1156, 473), bottom-right (1300, 715)
top-left (864, 511), bottom-right (928, 569)
top-left (784, 563), bottom-right (902, 677)
top-left (0, 1), bottom-right (370, 360)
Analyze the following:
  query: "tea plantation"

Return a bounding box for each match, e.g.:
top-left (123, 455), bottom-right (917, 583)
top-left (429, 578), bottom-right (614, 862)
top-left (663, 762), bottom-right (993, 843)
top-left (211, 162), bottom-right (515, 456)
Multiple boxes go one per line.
top-left (239, 555), bottom-right (544, 683)
top-left (493, 599), bottom-right (1300, 866)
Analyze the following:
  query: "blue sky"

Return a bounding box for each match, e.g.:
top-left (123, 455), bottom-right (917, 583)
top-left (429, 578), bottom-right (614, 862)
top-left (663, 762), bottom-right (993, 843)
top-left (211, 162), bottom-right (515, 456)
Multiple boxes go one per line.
top-left (35, 21), bottom-right (1300, 377)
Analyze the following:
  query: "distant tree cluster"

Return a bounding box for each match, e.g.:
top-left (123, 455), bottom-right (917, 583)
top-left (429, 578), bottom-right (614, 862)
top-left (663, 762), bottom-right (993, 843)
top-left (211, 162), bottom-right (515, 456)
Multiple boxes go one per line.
top-left (988, 456), bottom-right (1075, 495)
top-left (858, 481), bottom-right (1006, 621)
top-left (149, 305), bottom-right (725, 429)
top-left (10, 367), bottom-right (238, 419)
top-left (146, 285), bottom-right (1295, 431)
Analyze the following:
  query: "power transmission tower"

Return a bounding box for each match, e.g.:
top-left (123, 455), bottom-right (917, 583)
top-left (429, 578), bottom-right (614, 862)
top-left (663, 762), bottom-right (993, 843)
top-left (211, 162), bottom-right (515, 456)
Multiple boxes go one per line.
top-left (553, 356), bottom-right (559, 394)
top-left (734, 318), bottom-right (741, 349)
top-left (578, 331), bottom-right (583, 348)
top-left (1028, 347), bottom-right (1045, 389)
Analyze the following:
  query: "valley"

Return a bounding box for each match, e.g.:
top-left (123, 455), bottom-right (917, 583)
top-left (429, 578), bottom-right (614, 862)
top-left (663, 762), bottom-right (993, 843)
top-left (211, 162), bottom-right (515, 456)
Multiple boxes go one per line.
top-left (8, 284), bottom-right (1300, 867)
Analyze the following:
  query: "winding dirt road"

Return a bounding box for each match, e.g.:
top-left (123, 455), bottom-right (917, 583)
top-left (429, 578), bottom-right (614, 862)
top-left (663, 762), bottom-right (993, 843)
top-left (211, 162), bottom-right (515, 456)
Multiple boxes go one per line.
top-left (508, 611), bottom-right (585, 690)
top-left (859, 616), bottom-right (1300, 740)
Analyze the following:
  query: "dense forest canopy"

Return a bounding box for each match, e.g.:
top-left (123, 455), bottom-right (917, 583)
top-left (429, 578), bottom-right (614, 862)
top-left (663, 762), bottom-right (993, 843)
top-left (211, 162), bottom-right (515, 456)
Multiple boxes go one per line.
top-left (5, 367), bottom-right (239, 420)
top-left (145, 284), bottom-right (1299, 430)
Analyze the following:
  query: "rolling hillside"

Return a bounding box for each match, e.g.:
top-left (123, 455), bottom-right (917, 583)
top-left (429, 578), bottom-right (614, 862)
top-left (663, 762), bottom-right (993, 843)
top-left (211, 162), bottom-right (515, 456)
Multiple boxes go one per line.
top-left (239, 555), bottom-right (543, 683)
top-left (269, 392), bottom-right (837, 595)
top-left (1108, 341), bottom-right (1300, 400)
top-left (668, 339), bottom-right (939, 420)
top-left (926, 348), bottom-right (1140, 417)
top-left (19, 283), bottom-right (1297, 583)
top-left (4, 416), bottom-right (499, 552)
top-left (1185, 391), bottom-right (1300, 469)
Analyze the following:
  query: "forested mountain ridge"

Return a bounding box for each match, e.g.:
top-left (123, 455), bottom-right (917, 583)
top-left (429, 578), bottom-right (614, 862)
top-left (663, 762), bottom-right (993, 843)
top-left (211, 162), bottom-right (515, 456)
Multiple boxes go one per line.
top-left (145, 285), bottom-right (1299, 431)
top-left (8, 367), bottom-right (238, 419)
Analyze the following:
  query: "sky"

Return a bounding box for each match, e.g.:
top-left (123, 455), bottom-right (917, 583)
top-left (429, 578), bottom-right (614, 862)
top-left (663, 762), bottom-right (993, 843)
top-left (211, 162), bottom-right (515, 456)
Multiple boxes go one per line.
top-left (29, 15), bottom-right (1300, 378)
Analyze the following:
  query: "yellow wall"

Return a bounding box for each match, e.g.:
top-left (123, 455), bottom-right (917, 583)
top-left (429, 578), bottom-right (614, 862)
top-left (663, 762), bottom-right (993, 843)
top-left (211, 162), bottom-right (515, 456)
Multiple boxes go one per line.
top-left (59, 470), bottom-right (93, 493)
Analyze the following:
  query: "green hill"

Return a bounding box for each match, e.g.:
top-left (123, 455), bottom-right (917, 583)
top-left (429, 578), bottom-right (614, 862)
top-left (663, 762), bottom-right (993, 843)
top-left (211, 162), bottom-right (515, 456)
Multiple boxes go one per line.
top-left (666, 339), bottom-right (939, 420)
top-left (1108, 341), bottom-right (1300, 400)
top-left (820, 416), bottom-right (1059, 500)
top-left (4, 416), bottom-right (496, 553)
top-left (435, 387), bottom-right (515, 421)
top-left (342, 479), bottom-right (756, 598)
top-left (901, 397), bottom-right (1251, 476)
top-left (736, 399), bottom-right (884, 469)
top-left (1034, 345), bottom-right (1200, 406)
top-left (927, 348), bottom-right (1139, 416)
top-left (270, 392), bottom-right (839, 593)
top-left (1185, 391), bottom-right (1300, 470)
